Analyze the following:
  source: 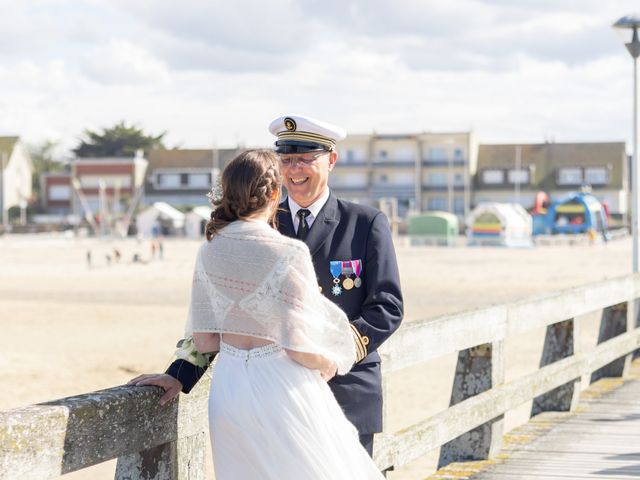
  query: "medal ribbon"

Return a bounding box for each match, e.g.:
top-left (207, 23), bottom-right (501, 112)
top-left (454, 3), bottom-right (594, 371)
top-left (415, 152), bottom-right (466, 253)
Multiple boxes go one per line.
top-left (330, 261), bottom-right (342, 279)
top-left (351, 259), bottom-right (362, 277)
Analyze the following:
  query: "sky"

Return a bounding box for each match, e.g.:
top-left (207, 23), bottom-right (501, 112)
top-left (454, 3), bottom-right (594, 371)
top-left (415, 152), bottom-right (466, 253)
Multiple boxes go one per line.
top-left (1, 0), bottom-right (639, 156)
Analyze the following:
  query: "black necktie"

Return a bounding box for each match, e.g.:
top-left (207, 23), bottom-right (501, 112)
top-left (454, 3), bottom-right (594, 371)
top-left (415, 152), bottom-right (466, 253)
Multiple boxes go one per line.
top-left (296, 209), bottom-right (311, 240)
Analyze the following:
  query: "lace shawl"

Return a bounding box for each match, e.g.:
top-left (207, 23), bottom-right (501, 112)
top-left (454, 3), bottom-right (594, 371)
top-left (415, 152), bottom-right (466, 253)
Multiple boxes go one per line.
top-left (185, 219), bottom-right (356, 375)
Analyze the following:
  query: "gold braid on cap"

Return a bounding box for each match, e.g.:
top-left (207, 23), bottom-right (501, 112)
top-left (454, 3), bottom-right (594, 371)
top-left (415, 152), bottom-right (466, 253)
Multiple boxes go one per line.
top-left (277, 131), bottom-right (336, 150)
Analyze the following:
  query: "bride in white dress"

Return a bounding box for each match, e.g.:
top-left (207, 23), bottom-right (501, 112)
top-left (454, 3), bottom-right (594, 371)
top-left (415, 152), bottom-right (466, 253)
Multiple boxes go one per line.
top-left (186, 149), bottom-right (383, 479)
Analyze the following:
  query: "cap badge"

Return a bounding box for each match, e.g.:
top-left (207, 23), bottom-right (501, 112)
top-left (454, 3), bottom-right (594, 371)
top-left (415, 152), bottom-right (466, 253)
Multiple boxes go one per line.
top-left (284, 117), bottom-right (297, 132)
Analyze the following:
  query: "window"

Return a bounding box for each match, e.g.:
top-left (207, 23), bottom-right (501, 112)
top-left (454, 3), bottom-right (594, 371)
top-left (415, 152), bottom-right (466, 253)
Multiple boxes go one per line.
top-left (345, 173), bottom-right (367, 187)
top-left (345, 150), bottom-right (355, 162)
top-left (379, 174), bottom-right (388, 183)
top-left (454, 197), bottom-right (465, 214)
top-left (454, 148), bottom-right (463, 159)
top-left (188, 173), bottom-right (210, 188)
top-left (427, 147), bottom-right (447, 161)
top-left (585, 167), bottom-right (608, 185)
top-left (157, 173), bottom-right (181, 188)
top-left (395, 148), bottom-right (415, 162)
top-left (454, 173), bottom-right (464, 186)
top-left (428, 197), bottom-right (448, 211)
top-left (482, 169), bottom-right (504, 185)
top-left (395, 173), bottom-right (414, 186)
top-left (427, 173), bottom-right (448, 186)
top-left (508, 169), bottom-right (529, 184)
top-left (557, 167), bottom-right (582, 186)
top-left (378, 150), bottom-right (388, 161)
top-left (49, 185), bottom-right (71, 200)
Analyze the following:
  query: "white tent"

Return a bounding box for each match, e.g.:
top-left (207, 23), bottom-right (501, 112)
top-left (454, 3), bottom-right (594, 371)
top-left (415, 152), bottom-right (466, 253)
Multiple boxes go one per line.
top-left (466, 202), bottom-right (532, 247)
top-left (136, 202), bottom-right (185, 237)
top-left (185, 206), bottom-right (211, 239)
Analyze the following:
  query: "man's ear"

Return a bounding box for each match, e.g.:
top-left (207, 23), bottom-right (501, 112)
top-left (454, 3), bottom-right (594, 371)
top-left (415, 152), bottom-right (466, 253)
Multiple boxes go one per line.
top-left (328, 151), bottom-right (338, 171)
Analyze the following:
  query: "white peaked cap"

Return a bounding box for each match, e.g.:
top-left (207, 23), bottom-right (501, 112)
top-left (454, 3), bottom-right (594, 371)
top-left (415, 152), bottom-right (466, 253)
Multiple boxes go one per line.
top-left (269, 114), bottom-right (347, 151)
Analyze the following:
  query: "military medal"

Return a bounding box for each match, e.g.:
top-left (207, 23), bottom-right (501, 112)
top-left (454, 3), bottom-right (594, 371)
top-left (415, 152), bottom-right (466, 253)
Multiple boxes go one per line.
top-left (341, 261), bottom-right (354, 290)
top-left (343, 277), bottom-right (354, 290)
top-left (352, 259), bottom-right (362, 288)
top-left (329, 261), bottom-right (343, 296)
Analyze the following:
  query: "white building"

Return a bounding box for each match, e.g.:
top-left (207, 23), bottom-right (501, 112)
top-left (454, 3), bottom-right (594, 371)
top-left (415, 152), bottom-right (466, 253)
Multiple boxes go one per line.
top-left (0, 137), bottom-right (33, 223)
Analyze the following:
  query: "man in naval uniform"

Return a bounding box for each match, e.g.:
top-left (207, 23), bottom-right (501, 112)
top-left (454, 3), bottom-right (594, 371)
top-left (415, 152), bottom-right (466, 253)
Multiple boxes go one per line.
top-left (130, 114), bottom-right (404, 457)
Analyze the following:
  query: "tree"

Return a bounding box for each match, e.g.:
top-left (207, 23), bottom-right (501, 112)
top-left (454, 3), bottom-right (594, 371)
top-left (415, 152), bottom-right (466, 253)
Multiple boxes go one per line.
top-left (73, 121), bottom-right (166, 158)
top-left (29, 140), bottom-right (67, 199)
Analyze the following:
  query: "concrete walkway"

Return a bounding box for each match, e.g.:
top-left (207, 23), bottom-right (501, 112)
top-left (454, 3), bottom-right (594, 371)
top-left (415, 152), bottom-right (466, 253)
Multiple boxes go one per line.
top-left (471, 377), bottom-right (640, 479)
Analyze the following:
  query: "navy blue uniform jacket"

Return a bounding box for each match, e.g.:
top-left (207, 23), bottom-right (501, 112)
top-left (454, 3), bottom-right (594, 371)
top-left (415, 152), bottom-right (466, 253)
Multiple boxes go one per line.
top-left (167, 193), bottom-right (404, 434)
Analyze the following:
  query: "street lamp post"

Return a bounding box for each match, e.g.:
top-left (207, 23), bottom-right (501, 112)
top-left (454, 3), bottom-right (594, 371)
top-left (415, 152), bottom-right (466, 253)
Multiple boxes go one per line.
top-left (613, 15), bottom-right (640, 273)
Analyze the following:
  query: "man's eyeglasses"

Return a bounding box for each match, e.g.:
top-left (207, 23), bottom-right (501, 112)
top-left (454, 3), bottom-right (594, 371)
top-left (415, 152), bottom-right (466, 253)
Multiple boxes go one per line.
top-left (278, 151), bottom-right (329, 167)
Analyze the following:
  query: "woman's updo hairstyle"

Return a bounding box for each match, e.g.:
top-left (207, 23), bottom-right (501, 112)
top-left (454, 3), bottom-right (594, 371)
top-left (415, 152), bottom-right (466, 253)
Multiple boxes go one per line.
top-left (205, 149), bottom-right (282, 240)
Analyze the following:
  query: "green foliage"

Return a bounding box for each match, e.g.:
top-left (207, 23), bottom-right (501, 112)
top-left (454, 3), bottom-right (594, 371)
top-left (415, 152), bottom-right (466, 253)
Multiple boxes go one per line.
top-left (73, 121), bottom-right (166, 158)
top-left (29, 140), bottom-right (67, 198)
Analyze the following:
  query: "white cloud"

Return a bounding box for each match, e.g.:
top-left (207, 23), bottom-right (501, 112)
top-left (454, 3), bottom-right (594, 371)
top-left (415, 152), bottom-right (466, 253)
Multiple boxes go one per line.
top-left (81, 40), bottom-right (171, 85)
top-left (0, 0), bottom-right (639, 155)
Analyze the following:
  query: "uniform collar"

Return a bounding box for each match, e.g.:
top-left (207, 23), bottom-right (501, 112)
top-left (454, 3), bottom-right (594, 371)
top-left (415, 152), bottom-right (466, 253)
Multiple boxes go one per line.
top-left (287, 188), bottom-right (330, 221)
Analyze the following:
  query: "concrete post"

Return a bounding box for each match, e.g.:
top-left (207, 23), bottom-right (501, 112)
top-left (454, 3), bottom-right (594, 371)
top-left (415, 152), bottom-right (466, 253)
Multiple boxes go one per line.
top-left (531, 319), bottom-right (581, 416)
top-left (114, 433), bottom-right (207, 480)
top-left (438, 341), bottom-right (505, 468)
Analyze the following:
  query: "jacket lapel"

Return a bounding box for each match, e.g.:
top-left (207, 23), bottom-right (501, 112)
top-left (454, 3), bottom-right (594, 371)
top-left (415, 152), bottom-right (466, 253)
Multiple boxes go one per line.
top-left (304, 193), bottom-right (339, 256)
top-left (277, 193), bottom-right (340, 256)
top-left (277, 199), bottom-right (295, 238)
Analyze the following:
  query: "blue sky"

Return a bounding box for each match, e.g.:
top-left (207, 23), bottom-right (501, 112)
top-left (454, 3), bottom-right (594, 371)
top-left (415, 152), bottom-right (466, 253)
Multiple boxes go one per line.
top-left (0, 0), bottom-right (639, 155)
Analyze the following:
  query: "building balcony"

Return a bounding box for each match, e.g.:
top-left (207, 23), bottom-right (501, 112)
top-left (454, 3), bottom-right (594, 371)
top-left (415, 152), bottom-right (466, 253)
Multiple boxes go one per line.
top-left (371, 160), bottom-right (416, 167)
top-left (422, 159), bottom-right (466, 167)
top-left (370, 184), bottom-right (415, 197)
top-left (337, 160), bottom-right (368, 167)
top-left (422, 184), bottom-right (466, 192)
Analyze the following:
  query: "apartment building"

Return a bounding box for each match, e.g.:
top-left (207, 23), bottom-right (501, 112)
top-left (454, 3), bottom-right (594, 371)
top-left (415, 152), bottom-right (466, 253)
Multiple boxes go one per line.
top-left (332, 131), bottom-right (477, 218)
top-left (474, 142), bottom-right (628, 215)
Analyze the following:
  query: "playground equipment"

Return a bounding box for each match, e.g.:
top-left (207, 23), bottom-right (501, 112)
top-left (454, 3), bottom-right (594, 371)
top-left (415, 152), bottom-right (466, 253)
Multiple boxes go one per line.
top-left (531, 191), bottom-right (608, 237)
top-left (408, 212), bottom-right (459, 246)
top-left (467, 202), bottom-right (533, 247)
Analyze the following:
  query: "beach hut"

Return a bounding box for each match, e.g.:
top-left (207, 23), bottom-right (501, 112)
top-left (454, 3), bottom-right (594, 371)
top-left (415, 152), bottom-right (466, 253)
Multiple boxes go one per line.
top-left (185, 206), bottom-right (211, 239)
top-left (467, 202), bottom-right (532, 247)
top-left (136, 202), bottom-right (185, 237)
top-left (408, 212), bottom-right (459, 246)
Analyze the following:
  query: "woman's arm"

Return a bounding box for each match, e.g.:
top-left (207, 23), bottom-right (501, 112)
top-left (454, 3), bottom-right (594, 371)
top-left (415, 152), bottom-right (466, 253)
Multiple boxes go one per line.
top-left (285, 349), bottom-right (337, 381)
top-left (192, 332), bottom-right (220, 354)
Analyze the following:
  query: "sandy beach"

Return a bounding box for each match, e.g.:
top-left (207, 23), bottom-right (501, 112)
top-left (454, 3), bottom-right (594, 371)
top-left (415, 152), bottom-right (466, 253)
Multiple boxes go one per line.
top-left (0, 233), bottom-right (633, 479)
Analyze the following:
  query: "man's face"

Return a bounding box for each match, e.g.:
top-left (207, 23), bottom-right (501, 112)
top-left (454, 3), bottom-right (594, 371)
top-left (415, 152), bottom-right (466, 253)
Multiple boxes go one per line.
top-left (280, 150), bottom-right (337, 207)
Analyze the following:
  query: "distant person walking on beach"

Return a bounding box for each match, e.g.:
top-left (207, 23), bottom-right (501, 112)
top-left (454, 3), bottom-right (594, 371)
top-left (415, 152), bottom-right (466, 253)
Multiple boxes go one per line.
top-left (86, 250), bottom-right (92, 269)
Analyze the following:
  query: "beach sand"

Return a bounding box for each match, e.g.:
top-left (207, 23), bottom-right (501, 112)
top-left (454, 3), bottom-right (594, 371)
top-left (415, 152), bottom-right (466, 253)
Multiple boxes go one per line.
top-left (0, 233), bottom-right (632, 479)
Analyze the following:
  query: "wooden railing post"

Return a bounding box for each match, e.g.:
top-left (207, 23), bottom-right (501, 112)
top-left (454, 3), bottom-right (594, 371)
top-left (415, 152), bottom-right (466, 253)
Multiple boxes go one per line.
top-left (531, 319), bottom-right (581, 416)
top-left (437, 341), bottom-right (505, 469)
top-left (591, 303), bottom-right (630, 382)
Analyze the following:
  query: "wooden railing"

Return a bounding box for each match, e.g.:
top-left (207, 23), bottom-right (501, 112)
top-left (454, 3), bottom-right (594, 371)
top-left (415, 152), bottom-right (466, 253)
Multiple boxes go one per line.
top-left (2, 275), bottom-right (640, 479)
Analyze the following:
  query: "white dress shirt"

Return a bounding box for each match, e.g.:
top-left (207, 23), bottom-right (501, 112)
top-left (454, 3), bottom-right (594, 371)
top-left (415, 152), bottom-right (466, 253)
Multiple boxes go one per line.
top-left (288, 189), bottom-right (331, 234)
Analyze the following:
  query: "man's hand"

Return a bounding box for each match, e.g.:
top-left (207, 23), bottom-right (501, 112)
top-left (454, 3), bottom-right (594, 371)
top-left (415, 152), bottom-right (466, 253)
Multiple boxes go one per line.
top-left (320, 362), bottom-right (338, 382)
top-left (127, 373), bottom-right (183, 406)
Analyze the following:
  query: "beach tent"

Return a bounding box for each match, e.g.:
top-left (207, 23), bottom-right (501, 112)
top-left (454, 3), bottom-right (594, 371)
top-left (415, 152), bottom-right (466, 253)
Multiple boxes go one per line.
top-left (408, 212), bottom-right (459, 246)
top-left (467, 202), bottom-right (532, 247)
top-left (136, 202), bottom-right (185, 237)
top-left (185, 206), bottom-right (211, 239)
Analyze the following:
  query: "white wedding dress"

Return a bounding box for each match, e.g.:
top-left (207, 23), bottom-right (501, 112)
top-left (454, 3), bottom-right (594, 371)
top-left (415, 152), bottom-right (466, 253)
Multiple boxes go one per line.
top-left (185, 220), bottom-right (383, 479)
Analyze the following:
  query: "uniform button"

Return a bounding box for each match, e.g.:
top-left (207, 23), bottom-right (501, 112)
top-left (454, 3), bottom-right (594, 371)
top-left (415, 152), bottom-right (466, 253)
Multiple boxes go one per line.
top-left (362, 336), bottom-right (369, 346)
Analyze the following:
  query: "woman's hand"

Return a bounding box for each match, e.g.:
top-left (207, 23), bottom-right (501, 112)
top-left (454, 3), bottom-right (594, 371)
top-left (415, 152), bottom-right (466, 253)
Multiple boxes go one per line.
top-left (319, 361), bottom-right (338, 382)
